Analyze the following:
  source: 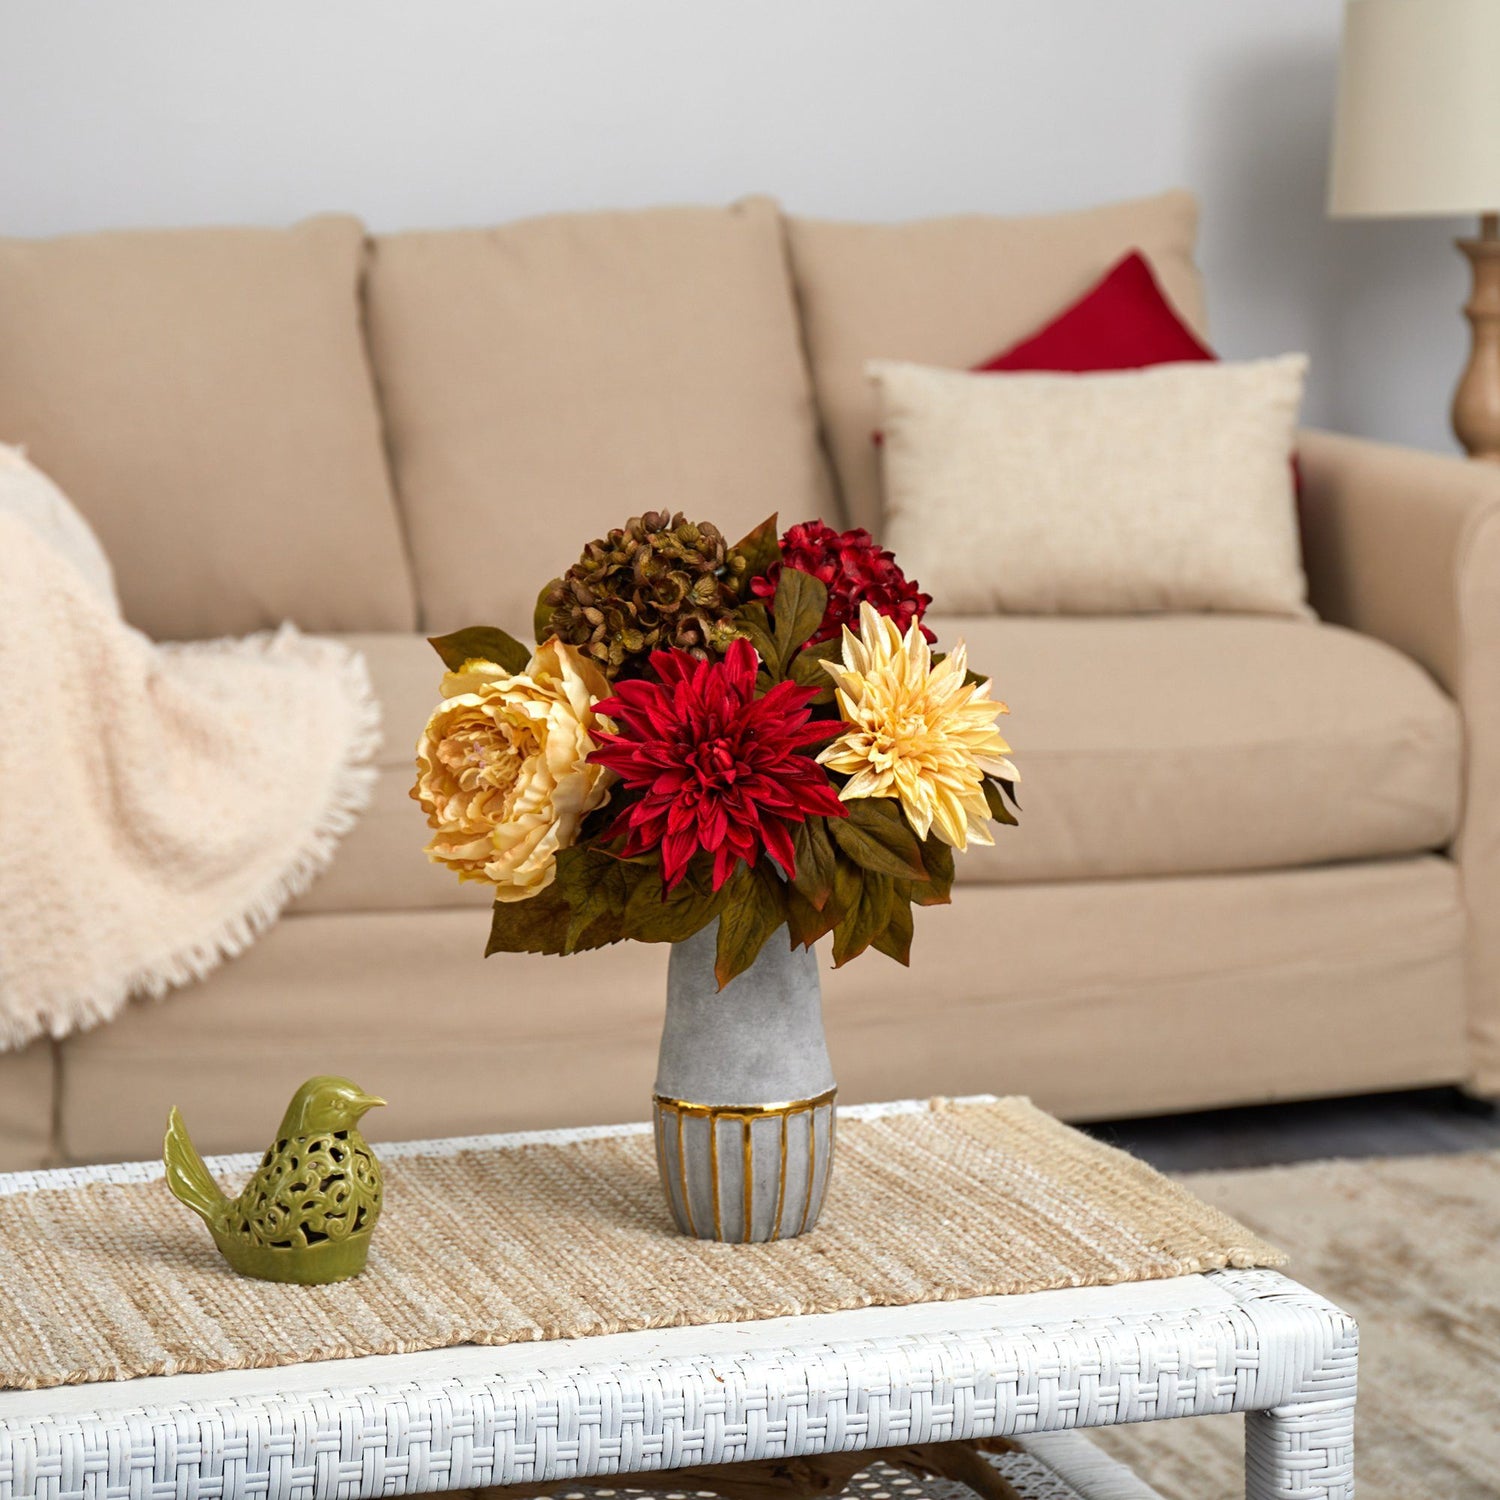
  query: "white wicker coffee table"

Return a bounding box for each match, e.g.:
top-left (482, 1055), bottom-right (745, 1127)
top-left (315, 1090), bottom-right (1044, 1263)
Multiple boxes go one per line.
top-left (0, 1122), bottom-right (1357, 1500)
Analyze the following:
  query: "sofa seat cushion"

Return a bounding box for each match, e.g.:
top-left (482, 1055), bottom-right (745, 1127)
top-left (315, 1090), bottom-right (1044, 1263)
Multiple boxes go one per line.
top-left (787, 191), bottom-right (1205, 535)
top-left (936, 615), bottom-right (1461, 883)
top-left (0, 216), bottom-right (416, 640)
top-left (366, 198), bottom-right (837, 636)
top-left (59, 858), bottom-right (1465, 1163)
top-left (296, 620), bottom-right (1461, 913)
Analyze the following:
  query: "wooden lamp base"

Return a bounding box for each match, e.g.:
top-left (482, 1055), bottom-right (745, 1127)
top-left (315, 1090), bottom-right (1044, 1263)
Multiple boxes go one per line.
top-left (1453, 212), bottom-right (1500, 461)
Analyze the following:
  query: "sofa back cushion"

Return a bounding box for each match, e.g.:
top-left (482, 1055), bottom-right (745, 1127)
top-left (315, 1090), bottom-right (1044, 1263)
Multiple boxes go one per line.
top-left (366, 197), bottom-right (835, 635)
top-left (786, 190), bottom-right (1206, 534)
top-left (0, 215), bottom-right (416, 640)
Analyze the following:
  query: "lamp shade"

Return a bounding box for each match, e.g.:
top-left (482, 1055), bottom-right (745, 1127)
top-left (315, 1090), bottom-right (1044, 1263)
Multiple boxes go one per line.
top-left (1329, 0), bottom-right (1500, 218)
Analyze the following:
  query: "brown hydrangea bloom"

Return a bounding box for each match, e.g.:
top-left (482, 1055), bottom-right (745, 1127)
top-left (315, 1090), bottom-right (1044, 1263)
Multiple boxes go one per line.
top-left (537, 512), bottom-right (747, 677)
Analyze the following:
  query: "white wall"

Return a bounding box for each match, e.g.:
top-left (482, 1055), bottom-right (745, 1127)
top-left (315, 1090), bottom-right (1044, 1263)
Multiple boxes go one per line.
top-left (0, 0), bottom-right (1471, 453)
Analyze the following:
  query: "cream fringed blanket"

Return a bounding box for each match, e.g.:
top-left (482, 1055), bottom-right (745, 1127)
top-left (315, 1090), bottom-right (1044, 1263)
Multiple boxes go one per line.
top-left (0, 512), bottom-right (380, 1049)
top-left (0, 1097), bottom-right (1285, 1391)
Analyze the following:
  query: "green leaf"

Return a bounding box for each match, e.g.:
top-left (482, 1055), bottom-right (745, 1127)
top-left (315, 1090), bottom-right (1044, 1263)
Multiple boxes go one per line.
top-left (871, 897), bottom-right (914, 965)
top-left (831, 871), bottom-right (894, 968)
top-left (855, 798), bottom-right (932, 873)
top-left (733, 600), bottom-right (782, 676)
top-left (791, 817), bottom-right (839, 910)
top-left (558, 850), bottom-right (632, 952)
top-left (790, 637), bottom-right (842, 673)
top-left (832, 849), bottom-right (864, 915)
top-left (995, 777), bottom-right (1021, 811)
top-left (489, 847), bottom-right (728, 958)
top-left (772, 567), bottom-right (828, 665)
top-left (829, 798), bottom-right (930, 880)
top-left (622, 856), bottom-right (725, 944)
top-left (729, 513), bottom-right (780, 598)
top-left (983, 777), bottom-right (1020, 827)
top-left (429, 625), bottom-right (532, 675)
top-left (534, 583), bottom-right (559, 643)
top-left (788, 637), bottom-right (841, 704)
top-left (785, 882), bottom-right (839, 950)
top-left (909, 836), bottom-right (955, 907)
top-left (714, 863), bottom-right (788, 988)
top-left (557, 844), bottom-right (614, 890)
top-left (485, 885), bottom-right (573, 956)
top-left (487, 845), bottom-right (639, 956)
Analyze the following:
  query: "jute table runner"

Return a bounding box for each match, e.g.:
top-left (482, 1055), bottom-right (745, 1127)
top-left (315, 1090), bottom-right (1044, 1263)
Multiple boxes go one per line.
top-left (0, 1097), bottom-right (1283, 1391)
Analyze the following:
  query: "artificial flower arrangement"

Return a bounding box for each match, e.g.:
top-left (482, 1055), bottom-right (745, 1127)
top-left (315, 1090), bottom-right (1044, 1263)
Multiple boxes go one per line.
top-left (412, 513), bottom-right (1019, 989)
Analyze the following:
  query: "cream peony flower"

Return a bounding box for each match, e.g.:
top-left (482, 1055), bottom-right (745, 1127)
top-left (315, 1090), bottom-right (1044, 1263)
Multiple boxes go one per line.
top-left (817, 602), bottom-right (1017, 850)
top-left (411, 639), bottom-right (614, 902)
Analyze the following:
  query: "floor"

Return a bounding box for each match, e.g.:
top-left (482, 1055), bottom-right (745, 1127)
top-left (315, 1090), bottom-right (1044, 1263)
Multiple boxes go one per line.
top-left (1082, 1086), bottom-right (1500, 1173)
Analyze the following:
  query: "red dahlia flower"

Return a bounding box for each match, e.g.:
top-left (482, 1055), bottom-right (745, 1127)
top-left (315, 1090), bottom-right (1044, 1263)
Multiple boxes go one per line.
top-left (751, 520), bottom-right (936, 645)
top-left (589, 638), bottom-right (846, 891)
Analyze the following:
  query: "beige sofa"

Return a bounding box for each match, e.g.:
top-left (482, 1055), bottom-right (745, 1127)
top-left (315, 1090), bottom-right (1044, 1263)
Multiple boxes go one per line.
top-left (1, 190), bottom-right (1495, 1171)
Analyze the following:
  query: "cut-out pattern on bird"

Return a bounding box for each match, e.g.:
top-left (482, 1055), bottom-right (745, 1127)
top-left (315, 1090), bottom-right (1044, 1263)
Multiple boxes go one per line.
top-left (164, 1075), bottom-right (385, 1284)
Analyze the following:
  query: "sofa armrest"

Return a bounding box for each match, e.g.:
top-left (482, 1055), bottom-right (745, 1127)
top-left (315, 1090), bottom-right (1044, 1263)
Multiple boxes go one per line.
top-left (1299, 427), bottom-right (1500, 1094)
top-left (1299, 427), bottom-right (1500, 696)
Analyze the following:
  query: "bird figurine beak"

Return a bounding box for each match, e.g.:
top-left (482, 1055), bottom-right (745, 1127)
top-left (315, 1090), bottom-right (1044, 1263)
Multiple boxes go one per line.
top-left (357, 1093), bottom-right (387, 1111)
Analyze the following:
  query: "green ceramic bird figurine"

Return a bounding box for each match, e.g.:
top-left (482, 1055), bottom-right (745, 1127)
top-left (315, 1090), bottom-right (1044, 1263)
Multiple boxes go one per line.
top-left (164, 1075), bottom-right (386, 1284)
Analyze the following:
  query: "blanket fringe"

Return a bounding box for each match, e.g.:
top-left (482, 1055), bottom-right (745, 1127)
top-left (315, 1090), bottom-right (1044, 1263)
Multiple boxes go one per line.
top-left (13, 628), bottom-right (383, 1050)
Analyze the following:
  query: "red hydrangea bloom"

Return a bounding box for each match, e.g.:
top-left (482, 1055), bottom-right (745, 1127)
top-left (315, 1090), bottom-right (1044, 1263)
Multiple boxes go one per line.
top-left (589, 638), bottom-right (846, 891)
top-left (751, 521), bottom-right (935, 645)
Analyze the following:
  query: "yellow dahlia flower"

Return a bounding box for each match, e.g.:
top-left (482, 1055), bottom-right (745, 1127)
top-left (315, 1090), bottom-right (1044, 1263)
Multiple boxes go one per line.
top-left (412, 639), bottom-right (614, 902)
top-left (817, 602), bottom-right (1017, 850)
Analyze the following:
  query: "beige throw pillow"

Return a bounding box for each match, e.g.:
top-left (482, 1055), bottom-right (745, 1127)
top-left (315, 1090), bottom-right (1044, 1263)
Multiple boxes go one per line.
top-left (872, 355), bottom-right (1310, 617)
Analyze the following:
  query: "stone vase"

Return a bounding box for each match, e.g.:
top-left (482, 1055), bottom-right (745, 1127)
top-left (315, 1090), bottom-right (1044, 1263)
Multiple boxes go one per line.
top-left (653, 919), bottom-right (836, 1242)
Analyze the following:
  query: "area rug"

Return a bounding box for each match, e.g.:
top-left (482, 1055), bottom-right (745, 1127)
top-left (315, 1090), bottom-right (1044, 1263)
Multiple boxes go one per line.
top-left (0, 1097), bottom-right (1282, 1391)
top-left (1092, 1149), bottom-right (1500, 1500)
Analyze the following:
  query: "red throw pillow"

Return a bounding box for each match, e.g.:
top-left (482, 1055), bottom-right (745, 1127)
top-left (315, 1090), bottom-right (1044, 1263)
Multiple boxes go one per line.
top-left (976, 250), bottom-right (1214, 372)
top-left (887, 249), bottom-right (1302, 495)
top-left (871, 251), bottom-right (1208, 448)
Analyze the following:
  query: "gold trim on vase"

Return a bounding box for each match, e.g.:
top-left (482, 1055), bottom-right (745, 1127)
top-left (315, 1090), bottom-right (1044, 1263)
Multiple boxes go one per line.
top-left (651, 1087), bottom-right (838, 1117)
top-left (799, 1101), bottom-right (818, 1236)
top-left (675, 1109), bottom-right (696, 1238)
top-left (708, 1114), bottom-right (723, 1240)
top-left (773, 1112), bottom-right (790, 1237)
top-left (652, 1088), bottom-right (837, 1244)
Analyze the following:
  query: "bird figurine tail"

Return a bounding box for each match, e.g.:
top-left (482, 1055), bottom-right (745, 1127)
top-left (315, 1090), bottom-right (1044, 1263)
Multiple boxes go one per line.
top-left (164, 1106), bottom-right (227, 1225)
